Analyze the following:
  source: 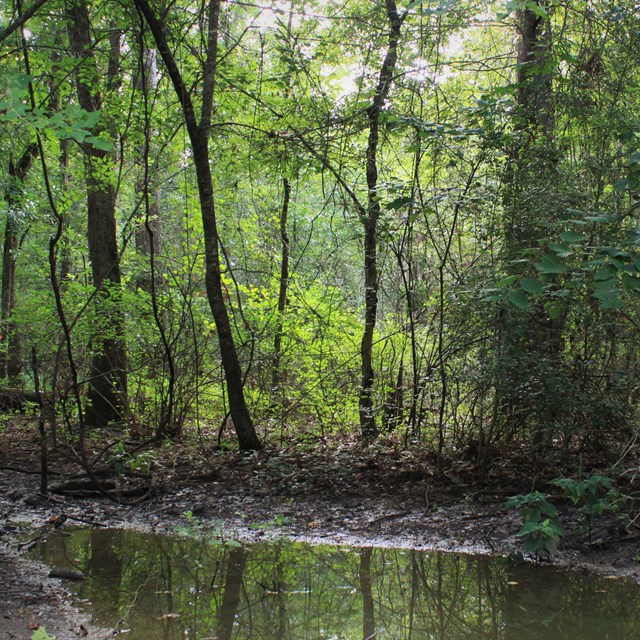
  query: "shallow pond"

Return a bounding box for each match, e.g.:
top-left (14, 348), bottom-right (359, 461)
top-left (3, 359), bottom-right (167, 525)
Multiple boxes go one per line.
top-left (30, 527), bottom-right (640, 639)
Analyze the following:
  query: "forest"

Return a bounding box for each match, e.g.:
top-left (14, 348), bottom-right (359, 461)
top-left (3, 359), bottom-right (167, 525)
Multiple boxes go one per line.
top-left (5, 1), bottom-right (640, 636)
top-left (2, 0), bottom-right (640, 475)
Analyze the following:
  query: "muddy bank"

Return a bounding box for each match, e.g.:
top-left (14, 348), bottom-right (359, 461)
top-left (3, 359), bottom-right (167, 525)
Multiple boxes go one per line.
top-left (2, 433), bottom-right (640, 638)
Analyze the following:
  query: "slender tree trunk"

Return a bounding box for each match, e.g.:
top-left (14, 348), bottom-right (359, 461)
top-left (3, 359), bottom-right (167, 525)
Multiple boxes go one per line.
top-left (1, 211), bottom-right (20, 382)
top-left (58, 140), bottom-right (73, 282)
top-left (359, 0), bottom-right (404, 438)
top-left (193, 138), bottom-right (261, 449)
top-left (67, 0), bottom-right (127, 426)
top-left (87, 529), bottom-right (124, 620)
top-left (135, 0), bottom-right (261, 450)
top-left (1, 144), bottom-right (38, 382)
top-left (135, 45), bottom-right (162, 290)
top-left (270, 6), bottom-right (295, 412)
top-left (271, 177), bottom-right (291, 402)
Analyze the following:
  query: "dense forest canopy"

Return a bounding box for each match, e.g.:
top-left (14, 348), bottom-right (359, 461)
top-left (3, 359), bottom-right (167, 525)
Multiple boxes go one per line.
top-left (1, 0), bottom-right (640, 465)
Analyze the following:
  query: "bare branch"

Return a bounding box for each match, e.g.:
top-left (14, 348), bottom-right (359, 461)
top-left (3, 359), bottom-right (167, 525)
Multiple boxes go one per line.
top-left (0, 0), bottom-right (49, 47)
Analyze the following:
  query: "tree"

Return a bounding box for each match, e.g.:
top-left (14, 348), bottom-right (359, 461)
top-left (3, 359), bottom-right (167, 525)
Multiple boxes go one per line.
top-left (2, 0), bottom-right (640, 463)
top-left (66, 0), bottom-right (128, 427)
top-left (133, 0), bottom-right (262, 450)
top-left (1, 143), bottom-right (38, 382)
top-left (358, 0), bottom-right (406, 439)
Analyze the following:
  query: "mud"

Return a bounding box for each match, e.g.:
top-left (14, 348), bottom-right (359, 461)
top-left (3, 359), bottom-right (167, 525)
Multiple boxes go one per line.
top-left (1, 430), bottom-right (640, 639)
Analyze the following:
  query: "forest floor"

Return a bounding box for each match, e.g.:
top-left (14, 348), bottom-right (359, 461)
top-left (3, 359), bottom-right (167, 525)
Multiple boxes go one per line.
top-left (1, 422), bottom-right (640, 639)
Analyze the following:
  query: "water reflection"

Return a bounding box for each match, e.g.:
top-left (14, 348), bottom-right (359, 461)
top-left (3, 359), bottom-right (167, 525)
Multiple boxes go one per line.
top-left (31, 528), bottom-right (640, 639)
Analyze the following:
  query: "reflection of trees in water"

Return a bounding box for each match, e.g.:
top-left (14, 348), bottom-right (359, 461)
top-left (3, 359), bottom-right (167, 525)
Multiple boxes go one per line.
top-left (502, 563), bottom-right (640, 640)
top-left (367, 549), bottom-right (505, 639)
top-left (87, 528), bottom-right (124, 621)
top-left (34, 530), bottom-right (640, 640)
top-left (217, 546), bottom-right (248, 640)
top-left (359, 547), bottom-right (376, 639)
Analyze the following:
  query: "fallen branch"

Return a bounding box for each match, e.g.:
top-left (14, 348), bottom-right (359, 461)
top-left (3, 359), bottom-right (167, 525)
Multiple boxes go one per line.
top-left (0, 465), bottom-right (62, 475)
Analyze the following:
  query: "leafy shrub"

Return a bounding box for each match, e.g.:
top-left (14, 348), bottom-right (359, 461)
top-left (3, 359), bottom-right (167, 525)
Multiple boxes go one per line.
top-left (505, 491), bottom-right (564, 558)
top-left (551, 474), bottom-right (623, 543)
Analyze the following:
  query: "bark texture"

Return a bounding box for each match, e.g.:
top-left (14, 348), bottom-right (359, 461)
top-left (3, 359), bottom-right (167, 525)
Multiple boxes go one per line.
top-left (67, 0), bottom-right (128, 426)
top-left (134, 0), bottom-right (261, 450)
top-left (271, 177), bottom-right (291, 401)
top-left (359, 0), bottom-right (404, 438)
top-left (1, 145), bottom-right (38, 382)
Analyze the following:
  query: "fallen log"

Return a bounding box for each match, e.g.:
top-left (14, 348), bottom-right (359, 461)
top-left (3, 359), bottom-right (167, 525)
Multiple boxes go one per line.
top-left (0, 387), bottom-right (50, 412)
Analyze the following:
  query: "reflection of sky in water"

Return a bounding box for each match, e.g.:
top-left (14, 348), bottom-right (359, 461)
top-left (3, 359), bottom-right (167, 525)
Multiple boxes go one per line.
top-left (32, 527), bottom-right (640, 640)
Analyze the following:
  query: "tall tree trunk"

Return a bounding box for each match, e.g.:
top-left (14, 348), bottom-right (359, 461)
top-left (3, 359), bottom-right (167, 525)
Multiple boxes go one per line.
top-left (1, 144), bottom-right (38, 382)
top-left (359, 0), bottom-right (404, 438)
top-left (516, 5), bottom-right (554, 137)
top-left (271, 177), bottom-right (291, 403)
top-left (1, 208), bottom-right (20, 382)
top-left (499, 1), bottom-right (562, 444)
top-left (135, 45), bottom-right (162, 290)
top-left (135, 0), bottom-right (262, 450)
top-left (504, 1), bottom-right (555, 251)
top-left (58, 139), bottom-right (73, 282)
top-left (67, 0), bottom-right (127, 426)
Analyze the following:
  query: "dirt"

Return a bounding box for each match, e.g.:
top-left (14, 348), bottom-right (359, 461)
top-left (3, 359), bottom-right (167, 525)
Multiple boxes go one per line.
top-left (1, 425), bottom-right (640, 639)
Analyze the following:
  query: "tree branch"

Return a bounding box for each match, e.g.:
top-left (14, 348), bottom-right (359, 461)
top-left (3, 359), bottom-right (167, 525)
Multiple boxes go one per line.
top-left (0, 0), bottom-right (49, 46)
top-left (133, 0), bottom-right (200, 138)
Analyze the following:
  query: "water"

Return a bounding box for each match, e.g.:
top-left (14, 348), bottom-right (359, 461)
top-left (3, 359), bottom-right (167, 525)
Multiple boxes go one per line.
top-left (30, 527), bottom-right (640, 639)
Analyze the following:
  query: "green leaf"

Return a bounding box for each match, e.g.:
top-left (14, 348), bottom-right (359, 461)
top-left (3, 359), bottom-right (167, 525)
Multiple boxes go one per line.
top-left (85, 135), bottom-right (113, 151)
top-left (594, 265), bottom-right (616, 281)
top-left (593, 289), bottom-right (620, 302)
top-left (545, 300), bottom-right (565, 320)
top-left (495, 275), bottom-right (519, 287)
top-left (609, 256), bottom-right (632, 272)
top-left (593, 277), bottom-right (617, 291)
top-left (549, 242), bottom-right (573, 258)
top-left (385, 195), bottom-right (413, 211)
top-left (519, 277), bottom-right (544, 295)
top-left (225, 539), bottom-right (243, 548)
top-left (559, 230), bottom-right (587, 243)
top-left (622, 274), bottom-right (640, 291)
top-left (600, 297), bottom-right (625, 310)
top-left (535, 254), bottom-right (566, 274)
top-left (508, 290), bottom-right (529, 310)
top-left (585, 213), bottom-right (616, 224)
top-left (593, 286), bottom-right (619, 301)
top-left (517, 521), bottom-right (542, 536)
top-left (551, 477), bottom-right (574, 490)
top-left (601, 246), bottom-right (629, 258)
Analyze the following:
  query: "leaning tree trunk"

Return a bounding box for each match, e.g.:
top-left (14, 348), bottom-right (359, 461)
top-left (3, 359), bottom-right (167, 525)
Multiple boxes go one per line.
top-left (67, 0), bottom-right (127, 427)
top-left (359, 0), bottom-right (404, 438)
top-left (134, 0), bottom-right (261, 450)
